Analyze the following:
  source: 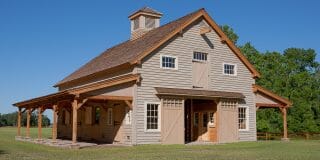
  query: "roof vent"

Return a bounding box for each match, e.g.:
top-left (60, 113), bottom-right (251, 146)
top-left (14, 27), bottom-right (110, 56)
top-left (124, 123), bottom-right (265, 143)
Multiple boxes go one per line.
top-left (129, 7), bottom-right (162, 40)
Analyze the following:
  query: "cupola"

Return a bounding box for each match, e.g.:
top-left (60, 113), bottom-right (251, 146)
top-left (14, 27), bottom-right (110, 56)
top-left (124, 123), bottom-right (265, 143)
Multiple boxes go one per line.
top-left (129, 7), bottom-right (162, 40)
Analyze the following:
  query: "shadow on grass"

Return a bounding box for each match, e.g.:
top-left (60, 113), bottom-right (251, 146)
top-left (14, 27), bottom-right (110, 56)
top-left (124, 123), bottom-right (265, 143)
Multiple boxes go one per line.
top-left (0, 150), bottom-right (7, 155)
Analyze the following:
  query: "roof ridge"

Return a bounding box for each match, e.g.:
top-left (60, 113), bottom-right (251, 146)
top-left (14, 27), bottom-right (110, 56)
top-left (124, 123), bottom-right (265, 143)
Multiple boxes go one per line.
top-left (55, 8), bottom-right (204, 87)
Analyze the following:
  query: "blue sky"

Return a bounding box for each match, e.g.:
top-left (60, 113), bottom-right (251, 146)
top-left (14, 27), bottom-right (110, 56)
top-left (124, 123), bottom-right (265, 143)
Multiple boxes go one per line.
top-left (0, 0), bottom-right (319, 120)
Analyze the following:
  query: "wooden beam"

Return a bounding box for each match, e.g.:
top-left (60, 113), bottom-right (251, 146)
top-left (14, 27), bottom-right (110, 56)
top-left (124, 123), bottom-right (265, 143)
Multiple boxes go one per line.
top-left (52, 104), bottom-right (58, 143)
top-left (37, 107), bottom-right (43, 140)
top-left (17, 108), bottom-right (22, 137)
top-left (89, 95), bottom-right (133, 101)
top-left (26, 108), bottom-right (31, 138)
top-left (72, 99), bottom-right (78, 144)
top-left (76, 98), bottom-right (88, 110)
top-left (256, 103), bottom-right (282, 108)
top-left (124, 100), bottom-right (133, 109)
top-left (281, 107), bottom-right (288, 140)
top-left (200, 27), bottom-right (211, 35)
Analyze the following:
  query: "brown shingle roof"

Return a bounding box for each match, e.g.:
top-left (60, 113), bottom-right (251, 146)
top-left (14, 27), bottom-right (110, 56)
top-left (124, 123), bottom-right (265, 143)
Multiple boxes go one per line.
top-left (129, 7), bottom-right (163, 18)
top-left (55, 8), bottom-right (203, 86)
top-left (155, 87), bottom-right (245, 99)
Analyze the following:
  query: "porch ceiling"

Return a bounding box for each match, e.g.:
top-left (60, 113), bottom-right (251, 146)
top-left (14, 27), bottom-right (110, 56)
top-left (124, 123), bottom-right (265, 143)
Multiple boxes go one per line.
top-left (155, 87), bottom-right (245, 99)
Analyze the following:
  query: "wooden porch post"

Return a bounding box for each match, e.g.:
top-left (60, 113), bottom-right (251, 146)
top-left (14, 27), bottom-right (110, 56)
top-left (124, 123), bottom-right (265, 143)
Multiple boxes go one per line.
top-left (71, 97), bottom-right (87, 147)
top-left (26, 108), bottom-right (31, 138)
top-left (17, 108), bottom-right (22, 137)
top-left (52, 104), bottom-right (58, 143)
top-left (72, 99), bottom-right (78, 145)
top-left (281, 107), bottom-right (289, 141)
top-left (37, 107), bottom-right (43, 141)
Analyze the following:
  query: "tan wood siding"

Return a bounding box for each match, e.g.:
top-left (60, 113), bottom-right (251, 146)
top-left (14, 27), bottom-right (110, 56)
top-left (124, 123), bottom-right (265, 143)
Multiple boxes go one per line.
top-left (136, 18), bottom-right (256, 144)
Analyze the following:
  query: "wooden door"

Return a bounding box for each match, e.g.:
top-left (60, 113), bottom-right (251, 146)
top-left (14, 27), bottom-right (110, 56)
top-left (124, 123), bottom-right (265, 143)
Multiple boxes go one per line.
top-left (192, 61), bottom-right (208, 89)
top-left (162, 99), bottom-right (184, 144)
top-left (198, 112), bottom-right (210, 141)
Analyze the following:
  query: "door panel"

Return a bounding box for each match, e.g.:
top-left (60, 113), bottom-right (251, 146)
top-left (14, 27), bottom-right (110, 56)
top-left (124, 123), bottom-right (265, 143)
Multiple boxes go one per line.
top-left (192, 61), bottom-right (208, 89)
top-left (162, 99), bottom-right (184, 144)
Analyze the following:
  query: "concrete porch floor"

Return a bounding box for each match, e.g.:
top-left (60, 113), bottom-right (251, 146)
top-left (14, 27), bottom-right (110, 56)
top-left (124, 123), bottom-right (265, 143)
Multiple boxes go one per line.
top-left (15, 136), bottom-right (131, 149)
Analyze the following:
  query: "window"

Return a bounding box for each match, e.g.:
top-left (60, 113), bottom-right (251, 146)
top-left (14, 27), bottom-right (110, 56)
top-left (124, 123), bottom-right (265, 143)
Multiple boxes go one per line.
top-left (203, 113), bottom-right (208, 127)
top-left (193, 52), bottom-right (207, 61)
top-left (145, 16), bottom-right (155, 28)
top-left (95, 107), bottom-right (100, 124)
top-left (163, 98), bottom-right (183, 109)
top-left (209, 112), bottom-right (215, 126)
top-left (133, 18), bottom-right (139, 30)
top-left (160, 55), bottom-right (177, 69)
top-left (223, 63), bottom-right (237, 75)
top-left (238, 106), bottom-right (248, 130)
top-left (194, 112), bottom-right (199, 126)
top-left (107, 108), bottom-right (113, 125)
top-left (125, 107), bottom-right (132, 125)
top-left (145, 103), bottom-right (160, 131)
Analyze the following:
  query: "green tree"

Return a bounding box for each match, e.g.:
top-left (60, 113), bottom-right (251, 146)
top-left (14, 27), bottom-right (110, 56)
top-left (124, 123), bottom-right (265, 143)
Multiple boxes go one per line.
top-left (220, 25), bottom-right (239, 44)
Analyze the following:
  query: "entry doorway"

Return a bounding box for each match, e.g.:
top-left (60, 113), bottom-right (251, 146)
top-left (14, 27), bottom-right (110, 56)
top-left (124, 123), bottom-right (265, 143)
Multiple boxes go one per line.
top-left (185, 99), bottom-right (217, 143)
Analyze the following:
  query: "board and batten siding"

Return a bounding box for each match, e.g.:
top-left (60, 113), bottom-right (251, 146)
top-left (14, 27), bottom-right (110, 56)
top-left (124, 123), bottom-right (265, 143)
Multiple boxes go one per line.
top-left (135, 18), bottom-right (256, 144)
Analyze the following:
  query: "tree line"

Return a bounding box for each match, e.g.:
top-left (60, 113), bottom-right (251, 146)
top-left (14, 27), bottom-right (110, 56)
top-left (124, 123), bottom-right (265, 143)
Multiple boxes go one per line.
top-left (0, 112), bottom-right (51, 127)
top-left (222, 25), bottom-right (320, 133)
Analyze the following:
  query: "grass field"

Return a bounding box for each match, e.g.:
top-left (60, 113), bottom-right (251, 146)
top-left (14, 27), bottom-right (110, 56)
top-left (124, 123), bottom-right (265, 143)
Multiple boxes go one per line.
top-left (0, 127), bottom-right (320, 160)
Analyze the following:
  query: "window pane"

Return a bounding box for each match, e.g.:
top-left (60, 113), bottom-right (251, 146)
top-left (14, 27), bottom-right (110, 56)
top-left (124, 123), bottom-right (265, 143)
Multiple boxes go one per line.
top-left (146, 103), bottom-right (159, 130)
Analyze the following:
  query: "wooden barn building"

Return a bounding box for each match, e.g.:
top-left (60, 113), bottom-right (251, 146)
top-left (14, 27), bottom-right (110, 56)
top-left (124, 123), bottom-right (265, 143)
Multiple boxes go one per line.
top-left (13, 7), bottom-right (292, 146)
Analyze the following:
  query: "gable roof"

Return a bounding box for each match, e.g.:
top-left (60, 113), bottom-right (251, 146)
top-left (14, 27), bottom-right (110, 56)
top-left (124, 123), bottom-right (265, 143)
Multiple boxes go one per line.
top-left (55, 8), bottom-right (260, 87)
top-left (252, 84), bottom-right (292, 107)
top-left (129, 7), bottom-right (163, 19)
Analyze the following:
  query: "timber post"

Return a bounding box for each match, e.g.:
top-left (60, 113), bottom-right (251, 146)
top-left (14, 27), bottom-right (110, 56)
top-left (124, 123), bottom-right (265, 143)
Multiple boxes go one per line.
top-left (52, 104), bottom-right (58, 143)
top-left (71, 98), bottom-right (78, 146)
top-left (26, 108), bottom-right (31, 139)
top-left (281, 107), bottom-right (289, 141)
top-left (37, 106), bottom-right (43, 142)
top-left (17, 108), bottom-right (22, 138)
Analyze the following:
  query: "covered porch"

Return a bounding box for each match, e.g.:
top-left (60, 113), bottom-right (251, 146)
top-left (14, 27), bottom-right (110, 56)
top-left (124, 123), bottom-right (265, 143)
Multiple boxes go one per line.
top-left (253, 84), bottom-right (293, 141)
top-left (13, 74), bottom-right (139, 148)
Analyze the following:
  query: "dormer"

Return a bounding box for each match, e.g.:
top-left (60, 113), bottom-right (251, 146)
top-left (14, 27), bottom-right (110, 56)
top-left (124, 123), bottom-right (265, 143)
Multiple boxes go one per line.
top-left (129, 7), bottom-right (162, 40)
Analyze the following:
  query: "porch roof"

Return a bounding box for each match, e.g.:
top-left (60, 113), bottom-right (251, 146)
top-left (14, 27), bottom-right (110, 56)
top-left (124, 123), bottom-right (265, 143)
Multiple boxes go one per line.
top-left (13, 74), bottom-right (140, 108)
top-left (253, 84), bottom-right (292, 108)
top-left (155, 87), bottom-right (245, 99)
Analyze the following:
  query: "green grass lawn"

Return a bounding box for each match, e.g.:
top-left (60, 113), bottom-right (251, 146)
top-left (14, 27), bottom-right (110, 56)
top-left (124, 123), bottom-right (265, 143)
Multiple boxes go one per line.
top-left (0, 127), bottom-right (319, 160)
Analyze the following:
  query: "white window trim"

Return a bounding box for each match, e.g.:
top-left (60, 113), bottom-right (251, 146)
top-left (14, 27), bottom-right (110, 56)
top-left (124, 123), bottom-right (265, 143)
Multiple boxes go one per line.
top-left (238, 105), bottom-right (249, 131)
top-left (160, 54), bottom-right (178, 70)
top-left (144, 102), bottom-right (161, 132)
top-left (192, 51), bottom-right (208, 63)
top-left (107, 108), bottom-right (113, 126)
top-left (222, 63), bottom-right (237, 76)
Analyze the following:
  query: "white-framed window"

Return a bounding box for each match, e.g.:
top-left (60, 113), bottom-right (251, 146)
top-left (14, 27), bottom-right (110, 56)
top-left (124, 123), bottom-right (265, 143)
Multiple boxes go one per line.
top-left (223, 63), bottom-right (237, 76)
top-left (209, 112), bottom-right (215, 127)
top-left (238, 106), bottom-right (249, 131)
top-left (160, 55), bottom-right (178, 69)
top-left (145, 102), bottom-right (161, 132)
top-left (193, 52), bottom-right (208, 62)
top-left (125, 107), bottom-right (132, 125)
top-left (133, 18), bottom-right (139, 30)
top-left (145, 16), bottom-right (155, 29)
top-left (107, 108), bottom-right (113, 126)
